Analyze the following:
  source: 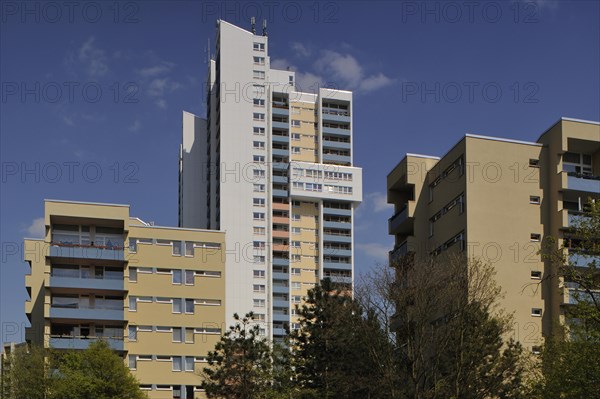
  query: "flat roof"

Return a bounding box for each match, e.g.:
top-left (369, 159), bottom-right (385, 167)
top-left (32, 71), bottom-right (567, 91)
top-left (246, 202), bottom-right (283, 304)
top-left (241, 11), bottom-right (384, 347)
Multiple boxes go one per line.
top-left (465, 133), bottom-right (542, 147)
top-left (45, 199), bottom-right (129, 208)
top-left (537, 117), bottom-right (600, 141)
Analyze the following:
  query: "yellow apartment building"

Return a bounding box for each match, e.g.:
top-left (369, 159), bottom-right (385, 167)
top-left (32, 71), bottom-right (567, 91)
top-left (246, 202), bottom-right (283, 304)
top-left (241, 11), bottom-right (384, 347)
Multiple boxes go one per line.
top-left (24, 199), bottom-right (226, 399)
top-left (387, 117), bottom-right (600, 352)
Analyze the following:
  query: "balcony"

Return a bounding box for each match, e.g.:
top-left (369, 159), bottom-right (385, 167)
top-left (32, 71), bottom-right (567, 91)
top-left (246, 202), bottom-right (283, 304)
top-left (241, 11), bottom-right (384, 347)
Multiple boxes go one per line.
top-left (272, 162), bottom-right (289, 171)
top-left (322, 139), bottom-right (351, 150)
top-left (272, 134), bottom-right (289, 144)
top-left (272, 202), bottom-right (289, 211)
top-left (323, 206), bottom-right (351, 216)
top-left (323, 220), bottom-right (351, 230)
top-left (49, 276), bottom-right (124, 291)
top-left (273, 327), bottom-right (286, 336)
top-left (323, 274), bottom-right (353, 284)
top-left (272, 148), bottom-right (289, 158)
top-left (568, 252), bottom-right (600, 268)
top-left (273, 299), bottom-right (289, 308)
top-left (565, 172), bottom-right (600, 194)
top-left (272, 312), bottom-right (290, 322)
top-left (272, 216), bottom-right (289, 224)
top-left (49, 337), bottom-right (124, 350)
top-left (272, 271), bottom-right (289, 280)
top-left (322, 153), bottom-right (351, 165)
top-left (272, 107), bottom-right (289, 117)
top-left (49, 244), bottom-right (124, 262)
top-left (322, 248), bottom-right (352, 257)
top-left (272, 189), bottom-right (288, 198)
top-left (322, 109), bottom-right (351, 123)
top-left (322, 126), bottom-right (351, 137)
top-left (273, 175), bottom-right (288, 184)
top-left (323, 234), bottom-right (351, 243)
top-left (272, 284), bottom-right (289, 294)
top-left (388, 203), bottom-right (414, 235)
top-left (389, 240), bottom-right (412, 265)
top-left (49, 307), bottom-right (124, 321)
top-left (272, 121), bottom-right (289, 130)
top-left (273, 258), bottom-right (289, 267)
top-left (323, 261), bottom-right (352, 271)
top-left (272, 230), bottom-right (289, 239)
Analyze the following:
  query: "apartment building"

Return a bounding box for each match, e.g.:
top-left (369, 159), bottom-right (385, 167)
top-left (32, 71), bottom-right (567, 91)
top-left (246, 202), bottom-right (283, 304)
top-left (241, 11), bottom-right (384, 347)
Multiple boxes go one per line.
top-left (387, 117), bottom-right (600, 351)
top-left (179, 20), bottom-right (362, 341)
top-left (24, 200), bottom-right (226, 399)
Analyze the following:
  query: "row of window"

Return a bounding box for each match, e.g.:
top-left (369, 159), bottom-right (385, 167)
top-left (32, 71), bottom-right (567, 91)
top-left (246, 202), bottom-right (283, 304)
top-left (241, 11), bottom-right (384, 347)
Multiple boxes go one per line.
top-left (429, 156), bottom-right (465, 201)
top-left (129, 355), bottom-right (201, 372)
top-left (129, 296), bottom-right (221, 312)
top-left (128, 325), bottom-right (220, 342)
top-left (129, 267), bottom-right (221, 284)
top-left (429, 193), bottom-right (465, 236)
top-left (129, 238), bottom-right (221, 256)
top-left (431, 231), bottom-right (466, 255)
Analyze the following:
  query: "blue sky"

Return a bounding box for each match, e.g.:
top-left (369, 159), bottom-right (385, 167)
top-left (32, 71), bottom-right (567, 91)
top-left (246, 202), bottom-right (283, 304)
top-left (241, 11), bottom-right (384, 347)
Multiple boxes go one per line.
top-left (1, 0), bottom-right (599, 342)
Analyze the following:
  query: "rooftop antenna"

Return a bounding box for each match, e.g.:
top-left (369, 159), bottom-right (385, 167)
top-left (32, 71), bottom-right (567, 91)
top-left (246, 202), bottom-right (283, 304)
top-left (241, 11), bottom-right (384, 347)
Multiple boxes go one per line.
top-left (251, 17), bottom-right (256, 34)
top-left (262, 19), bottom-right (267, 36)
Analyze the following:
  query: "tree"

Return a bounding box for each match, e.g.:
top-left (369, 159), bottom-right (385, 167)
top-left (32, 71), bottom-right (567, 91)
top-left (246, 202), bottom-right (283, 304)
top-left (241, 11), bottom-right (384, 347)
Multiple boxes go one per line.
top-left (1, 344), bottom-right (49, 399)
top-left (50, 340), bottom-right (146, 399)
top-left (386, 254), bottom-right (528, 399)
top-left (201, 313), bottom-right (274, 399)
top-left (291, 278), bottom-right (390, 398)
top-left (535, 199), bottom-right (600, 398)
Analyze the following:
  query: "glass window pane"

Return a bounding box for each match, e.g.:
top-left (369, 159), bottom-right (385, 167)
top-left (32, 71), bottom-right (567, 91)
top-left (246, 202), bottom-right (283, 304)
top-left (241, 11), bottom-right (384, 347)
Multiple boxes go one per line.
top-left (173, 298), bottom-right (182, 313)
top-left (185, 299), bottom-right (194, 314)
top-left (172, 270), bottom-right (182, 284)
top-left (173, 241), bottom-right (182, 256)
top-left (186, 328), bottom-right (194, 343)
top-left (185, 270), bottom-right (194, 285)
top-left (173, 327), bottom-right (182, 342)
top-left (185, 241), bottom-right (194, 256)
top-left (172, 356), bottom-right (182, 371)
top-left (129, 268), bottom-right (137, 282)
top-left (129, 297), bottom-right (137, 311)
top-left (128, 326), bottom-right (137, 341)
top-left (185, 356), bottom-right (194, 371)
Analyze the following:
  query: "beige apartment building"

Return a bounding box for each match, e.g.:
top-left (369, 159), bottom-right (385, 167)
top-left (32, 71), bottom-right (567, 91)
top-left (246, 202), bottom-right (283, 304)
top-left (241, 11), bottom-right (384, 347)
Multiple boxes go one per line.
top-left (387, 117), bottom-right (600, 351)
top-left (24, 200), bottom-right (226, 399)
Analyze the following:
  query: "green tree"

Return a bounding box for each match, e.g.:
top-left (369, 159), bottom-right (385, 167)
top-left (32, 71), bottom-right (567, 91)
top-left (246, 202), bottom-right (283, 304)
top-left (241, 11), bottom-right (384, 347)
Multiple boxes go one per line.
top-left (1, 344), bottom-right (49, 399)
top-left (201, 313), bottom-right (274, 399)
top-left (50, 340), bottom-right (146, 399)
top-left (291, 278), bottom-right (389, 398)
top-left (535, 199), bottom-right (600, 398)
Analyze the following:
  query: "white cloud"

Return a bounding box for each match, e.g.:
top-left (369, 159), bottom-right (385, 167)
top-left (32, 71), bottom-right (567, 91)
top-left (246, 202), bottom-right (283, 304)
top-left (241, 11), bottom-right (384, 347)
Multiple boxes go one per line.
top-left (155, 99), bottom-right (167, 109)
top-left (25, 217), bottom-right (45, 238)
top-left (365, 192), bottom-right (393, 213)
top-left (356, 242), bottom-right (390, 262)
top-left (128, 119), bottom-right (141, 132)
top-left (63, 116), bottom-right (74, 126)
top-left (138, 62), bottom-right (175, 78)
top-left (78, 36), bottom-right (108, 77)
top-left (291, 42), bottom-right (311, 57)
top-left (276, 45), bottom-right (396, 94)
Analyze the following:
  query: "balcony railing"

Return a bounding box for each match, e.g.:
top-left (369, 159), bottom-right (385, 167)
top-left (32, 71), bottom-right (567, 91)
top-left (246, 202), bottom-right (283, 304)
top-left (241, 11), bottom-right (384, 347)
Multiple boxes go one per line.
top-left (566, 172), bottom-right (600, 194)
top-left (49, 336), bottom-right (124, 350)
top-left (568, 252), bottom-right (600, 268)
top-left (388, 206), bottom-right (409, 234)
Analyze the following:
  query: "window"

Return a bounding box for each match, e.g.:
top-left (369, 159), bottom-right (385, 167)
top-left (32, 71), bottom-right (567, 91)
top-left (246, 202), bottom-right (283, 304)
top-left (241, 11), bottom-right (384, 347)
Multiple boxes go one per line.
top-left (292, 214), bottom-right (301, 221)
top-left (563, 152), bottom-right (593, 175)
top-left (129, 267), bottom-right (137, 282)
top-left (128, 355), bottom-right (137, 369)
top-left (531, 308), bottom-right (542, 317)
top-left (129, 297), bottom-right (137, 311)
top-left (156, 297), bottom-right (172, 304)
top-left (291, 268), bottom-right (301, 275)
top-left (253, 169), bottom-right (265, 178)
top-left (173, 241), bottom-right (182, 256)
top-left (172, 298), bottom-right (182, 313)
top-left (172, 356), bottom-right (183, 371)
top-left (186, 328), bottom-right (194, 343)
top-left (252, 313), bottom-right (266, 321)
top-left (254, 155), bottom-right (265, 162)
top-left (253, 184), bottom-right (265, 192)
top-left (185, 241), bottom-right (194, 256)
top-left (429, 221), bottom-right (434, 237)
top-left (253, 70), bottom-right (265, 79)
top-left (291, 241), bottom-right (301, 248)
top-left (254, 226), bottom-right (266, 235)
top-left (531, 271), bottom-right (542, 279)
top-left (532, 346), bottom-right (542, 355)
top-left (291, 120), bottom-right (301, 127)
top-left (253, 270), bottom-right (265, 278)
top-left (137, 325), bottom-right (152, 332)
top-left (254, 255), bottom-right (265, 263)
top-left (156, 326), bottom-right (172, 332)
top-left (253, 113), bottom-right (265, 121)
top-left (185, 299), bottom-right (195, 314)
top-left (253, 126), bottom-right (265, 136)
top-left (185, 356), bottom-right (195, 372)
top-left (253, 42), bottom-right (265, 51)
top-left (185, 270), bottom-right (195, 285)
top-left (292, 282), bottom-right (301, 290)
top-left (253, 284), bottom-right (266, 293)
top-left (292, 147), bottom-right (301, 154)
top-left (292, 133), bottom-right (300, 141)
top-left (253, 56), bottom-right (265, 65)
top-left (253, 212), bottom-right (265, 221)
top-left (253, 98), bottom-right (265, 106)
top-left (253, 141), bottom-right (265, 149)
top-left (530, 233), bottom-right (541, 242)
top-left (292, 227), bottom-right (301, 235)
top-left (173, 327), bottom-right (183, 342)
top-left (128, 326), bottom-right (137, 341)
top-left (172, 269), bottom-right (182, 285)
top-left (291, 295), bottom-right (301, 304)
top-left (530, 196), bottom-right (541, 204)
top-left (253, 241), bottom-right (265, 249)
top-left (292, 200), bottom-right (300, 207)
top-left (529, 159), bottom-right (540, 167)
top-left (254, 299), bottom-right (266, 307)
